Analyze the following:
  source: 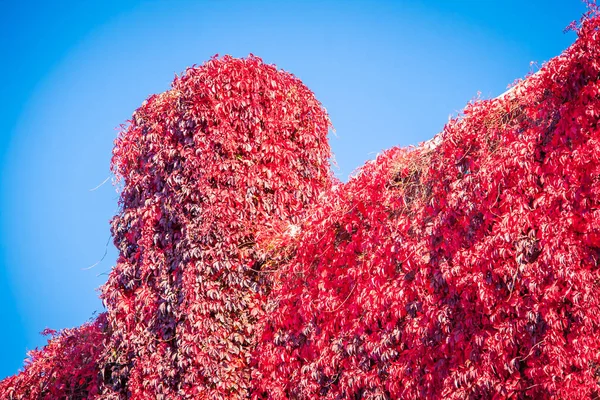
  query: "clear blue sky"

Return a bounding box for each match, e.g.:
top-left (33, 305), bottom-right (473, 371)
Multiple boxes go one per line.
top-left (0, 0), bottom-right (586, 378)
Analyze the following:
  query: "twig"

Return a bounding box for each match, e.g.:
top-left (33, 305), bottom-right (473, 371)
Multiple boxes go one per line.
top-left (325, 284), bottom-right (356, 313)
top-left (507, 266), bottom-right (520, 302)
top-left (519, 339), bottom-right (546, 362)
top-left (246, 265), bottom-right (281, 274)
top-left (89, 176), bottom-right (111, 192)
top-left (488, 185), bottom-right (503, 218)
top-left (456, 143), bottom-right (473, 164)
top-left (83, 235), bottom-right (111, 270)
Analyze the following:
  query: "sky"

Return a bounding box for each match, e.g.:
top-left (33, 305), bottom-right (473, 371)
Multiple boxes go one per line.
top-left (0, 0), bottom-right (588, 379)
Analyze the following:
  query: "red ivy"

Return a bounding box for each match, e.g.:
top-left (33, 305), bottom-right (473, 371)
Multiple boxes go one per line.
top-left (253, 9), bottom-right (600, 399)
top-left (100, 54), bottom-right (332, 399)
top-left (0, 315), bottom-right (107, 400)
top-left (2, 7), bottom-right (600, 400)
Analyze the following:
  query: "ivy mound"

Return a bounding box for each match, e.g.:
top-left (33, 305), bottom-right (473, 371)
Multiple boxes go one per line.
top-left (2, 11), bottom-right (600, 400)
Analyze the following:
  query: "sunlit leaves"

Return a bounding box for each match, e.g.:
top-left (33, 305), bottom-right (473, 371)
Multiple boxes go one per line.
top-left (101, 54), bottom-right (332, 399)
top-left (253, 10), bottom-right (600, 399)
top-left (3, 7), bottom-right (600, 400)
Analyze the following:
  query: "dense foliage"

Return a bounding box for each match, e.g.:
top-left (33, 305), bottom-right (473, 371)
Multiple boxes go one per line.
top-left (0, 317), bottom-right (106, 399)
top-left (100, 55), bottom-right (332, 399)
top-left (251, 10), bottom-right (600, 398)
top-left (2, 8), bottom-right (600, 400)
